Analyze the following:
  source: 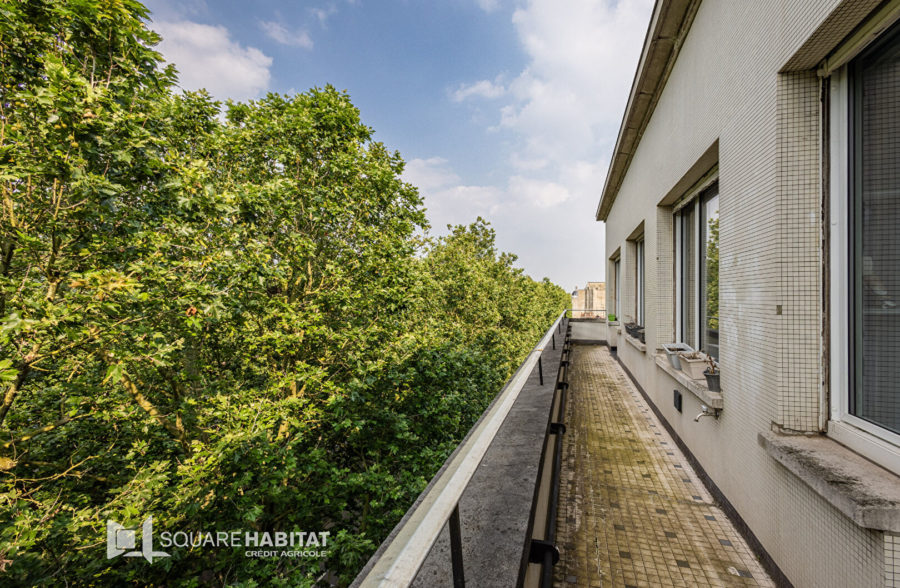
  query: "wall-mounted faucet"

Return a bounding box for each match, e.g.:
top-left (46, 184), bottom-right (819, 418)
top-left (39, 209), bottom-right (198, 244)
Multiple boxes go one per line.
top-left (694, 405), bottom-right (720, 422)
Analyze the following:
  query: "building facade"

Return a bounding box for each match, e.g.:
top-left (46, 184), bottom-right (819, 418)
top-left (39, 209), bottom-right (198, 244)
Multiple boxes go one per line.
top-left (571, 281), bottom-right (606, 318)
top-left (597, 1), bottom-right (900, 586)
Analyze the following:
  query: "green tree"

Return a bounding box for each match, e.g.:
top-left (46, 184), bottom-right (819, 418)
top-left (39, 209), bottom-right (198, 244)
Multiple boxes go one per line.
top-left (0, 2), bottom-right (569, 585)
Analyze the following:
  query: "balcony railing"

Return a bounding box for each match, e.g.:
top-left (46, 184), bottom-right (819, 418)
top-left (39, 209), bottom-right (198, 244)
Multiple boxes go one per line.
top-left (568, 308), bottom-right (607, 320)
top-left (352, 311), bottom-right (569, 587)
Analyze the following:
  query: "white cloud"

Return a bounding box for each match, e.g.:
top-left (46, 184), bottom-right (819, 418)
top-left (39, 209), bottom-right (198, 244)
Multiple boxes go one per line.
top-left (403, 158), bottom-right (461, 191)
top-left (451, 78), bottom-right (506, 102)
top-left (152, 21), bottom-right (272, 102)
top-left (435, 0), bottom-right (653, 286)
top-left (508, 176), bottom-right (572, 208)
top-left (476, 0), bottom-right (501, 13)
top-left (500, 0), bottom-right (653, 166)
top-left (260, 20), bottom-right (314, 48)
top-left (403, 158), bottom-right (504, 229)
top-left (435, 185), bottom-right (506, 218)
top-left (311, 5), bottom-right (338, 26)
top-left (509, 153), bottom-right (549, 172)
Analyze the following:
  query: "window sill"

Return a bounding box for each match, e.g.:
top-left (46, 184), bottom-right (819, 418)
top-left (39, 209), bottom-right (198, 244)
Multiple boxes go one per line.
top-left (655, 354), bottom-right (723, 409)
top-left (624, 333), bottom-right (646, 353)
top-left (759, 431), bottom-right (900, 532)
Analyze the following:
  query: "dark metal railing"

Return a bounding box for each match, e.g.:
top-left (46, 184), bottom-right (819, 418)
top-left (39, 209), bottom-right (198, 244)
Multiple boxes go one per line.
top-left (521, 321), bottom-right (571, 587)
top-left (567, 308), bottom-right (608, 320)
top-left (353, 311), bottom-right (568, 587)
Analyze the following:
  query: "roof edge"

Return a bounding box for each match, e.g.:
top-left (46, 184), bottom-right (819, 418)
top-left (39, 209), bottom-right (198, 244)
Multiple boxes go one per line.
top-left (596, 0), bottom-right (703, 222)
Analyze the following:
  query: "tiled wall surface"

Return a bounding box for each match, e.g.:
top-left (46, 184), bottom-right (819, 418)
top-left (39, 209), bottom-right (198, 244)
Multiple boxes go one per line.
top-left (887, 534), bottom-right (899, 587)
top-left (655, 207), bottom-right (675, 349)
top-left (601, 0), bottom-right (895, 586)
top-left (624, 239), bottom-right (636, 326)
top-left (775, 70), bottom-right (822, 433)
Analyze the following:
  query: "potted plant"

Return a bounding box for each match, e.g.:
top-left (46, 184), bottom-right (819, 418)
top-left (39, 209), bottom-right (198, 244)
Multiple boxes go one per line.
top-left (678, 351), bottom-right (708, 379)
top-left (662, 343), bottom-right (693, 370)
top-left (608, 313), bottom-right (617, 323)
top-left (704, 356), bottom-right (720, 392)
top-left (624, 322), bottom-right (644, 342)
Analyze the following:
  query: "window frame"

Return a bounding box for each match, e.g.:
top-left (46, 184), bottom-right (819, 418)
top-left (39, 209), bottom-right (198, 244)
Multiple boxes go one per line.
top-left (828, 45), bottom-right (900, 474)
top-left (674, 200), bottom-right (699, 347)
top-left (673, 181), bottom-right (719, 356)
top-left (613, 254), bottom-right (621, 320)
top-left (699, 188), bottom-right (720, 360)
top-left (635, 237), bottom-right (645, 327)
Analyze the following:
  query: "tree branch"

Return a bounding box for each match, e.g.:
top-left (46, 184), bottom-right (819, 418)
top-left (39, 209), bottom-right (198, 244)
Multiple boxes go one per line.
top-left (119, 369), bottom-right (190, 452)
top-left (0, 365), bottom-right (29, 429)
top-left (2, 413), bottom-right (89, 450)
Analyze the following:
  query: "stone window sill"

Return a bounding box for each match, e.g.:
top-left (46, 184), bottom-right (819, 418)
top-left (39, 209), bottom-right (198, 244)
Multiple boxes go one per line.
top-left (654, 354), bottom-right (723, 409)
top-left (759, 431), bottom-right (900, 532)
top-left (624, 333), bottom-right (646, 353)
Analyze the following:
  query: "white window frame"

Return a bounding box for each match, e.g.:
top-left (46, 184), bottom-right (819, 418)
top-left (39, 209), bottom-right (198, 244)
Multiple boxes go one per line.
top-left (674, 201), bottom-right (701, 348)
top-left (673, 180), bottom-right (717, 352)
top-left (613, 255), bottom-right (621, 319)
top-left (828, 64), bottom-right (900, 474)
top-left (636, 237), bottom-right (645, 327)
top-left (675, 210), bottom-right (684, 342)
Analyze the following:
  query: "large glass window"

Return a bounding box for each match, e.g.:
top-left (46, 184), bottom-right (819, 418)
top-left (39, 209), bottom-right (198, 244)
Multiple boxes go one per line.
top-left (849, 24), bottom-right (900, 435)
top-left (701, 190), bottom-right (720, 360)
top-left (636, 238), bottom-right (645, 327)
top-left (675, 201), bottom-right (697, 345)
top-left (614, 257), bottom-right (621, 319)
top-left (674, 184), bottom-right (719, 359)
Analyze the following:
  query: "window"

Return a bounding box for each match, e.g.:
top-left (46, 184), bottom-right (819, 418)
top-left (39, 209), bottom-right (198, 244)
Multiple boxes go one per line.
top-left (830, 19), bottom-right (900, 471)
top-left (674, 184), bottom-right (719, 358)
top-left (635, 238), bottom-right (645, 327)
top-left (614, 256), bottom-right (621, 319)
top-left (849, 24), bottom-right (900, 436)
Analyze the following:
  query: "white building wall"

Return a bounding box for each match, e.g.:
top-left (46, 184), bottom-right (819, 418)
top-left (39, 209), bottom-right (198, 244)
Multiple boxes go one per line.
top-left (603, 0), bottom-right (889, 586)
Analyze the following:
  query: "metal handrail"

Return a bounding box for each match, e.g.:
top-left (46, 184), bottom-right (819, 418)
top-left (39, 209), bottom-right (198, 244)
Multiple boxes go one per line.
top-left (568, 308), bottom-right (607, 319)
top-left (355, 310), bottom-right (567, 587)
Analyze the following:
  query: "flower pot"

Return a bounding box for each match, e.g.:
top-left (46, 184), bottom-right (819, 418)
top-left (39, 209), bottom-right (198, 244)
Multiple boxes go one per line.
top-left (662, 343), bottom-right (693, 370)
top-left (626, 323), bottom-right (645, 342)
top-left (704, 369), bottom-right (721, 392)
top-left (678, 354), bottom-right (708, 379)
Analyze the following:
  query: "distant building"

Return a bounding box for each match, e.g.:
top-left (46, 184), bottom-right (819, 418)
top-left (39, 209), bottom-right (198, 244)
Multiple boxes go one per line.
top-left (571, 282), bottom-right (605, 318)
top-left (596, 1), bottom-right (900, 586)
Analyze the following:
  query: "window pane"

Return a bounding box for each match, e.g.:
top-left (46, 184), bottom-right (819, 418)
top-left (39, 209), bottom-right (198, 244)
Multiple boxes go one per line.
top-left (851, 26), bottom-right (900, 434)
top-left (636, 240), bottom-right (645, 326)
top-left (701, 189), bottom-right (719, 360)
top-left (676, 203), bottom-right (698, 346)
top-left (614, 260), bottom-right (621, 318)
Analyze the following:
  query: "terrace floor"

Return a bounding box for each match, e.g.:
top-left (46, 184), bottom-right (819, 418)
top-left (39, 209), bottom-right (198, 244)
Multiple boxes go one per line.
top-left (553, 345), bottom-right (774, 588)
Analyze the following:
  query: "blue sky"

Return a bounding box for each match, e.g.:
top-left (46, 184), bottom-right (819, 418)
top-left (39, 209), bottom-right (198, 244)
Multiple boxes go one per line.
top-left (143, 0), bottom-right (654, 291)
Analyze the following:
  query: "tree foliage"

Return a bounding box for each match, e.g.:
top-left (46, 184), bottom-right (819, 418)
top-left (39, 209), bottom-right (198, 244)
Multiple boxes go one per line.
top-left (0, 1), bottom-right (569, 585)
top-left (705, 215), bottom-right (719, 331)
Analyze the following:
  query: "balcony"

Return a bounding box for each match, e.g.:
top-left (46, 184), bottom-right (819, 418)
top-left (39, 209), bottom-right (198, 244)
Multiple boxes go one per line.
top-left (353, 314), bottom-right (774, 587)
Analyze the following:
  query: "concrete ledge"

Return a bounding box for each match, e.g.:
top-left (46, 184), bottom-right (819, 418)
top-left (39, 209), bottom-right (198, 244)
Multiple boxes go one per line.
top-left (570, 321), bottom-right (608, 345)
top-left (624, 333), bottom-right (646, 353)
top-left (655, 354), bottom-right (723, 410)
top-left (760, 431), bottom-right (900, 532)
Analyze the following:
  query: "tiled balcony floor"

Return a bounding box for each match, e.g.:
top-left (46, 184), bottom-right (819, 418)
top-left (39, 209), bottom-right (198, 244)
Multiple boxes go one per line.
top-left (553, 345), bottom-right (774, 588)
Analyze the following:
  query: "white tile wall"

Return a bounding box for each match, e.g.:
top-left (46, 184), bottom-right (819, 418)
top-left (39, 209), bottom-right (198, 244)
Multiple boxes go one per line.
top-left (601, 1), bottom-right (895, 585)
